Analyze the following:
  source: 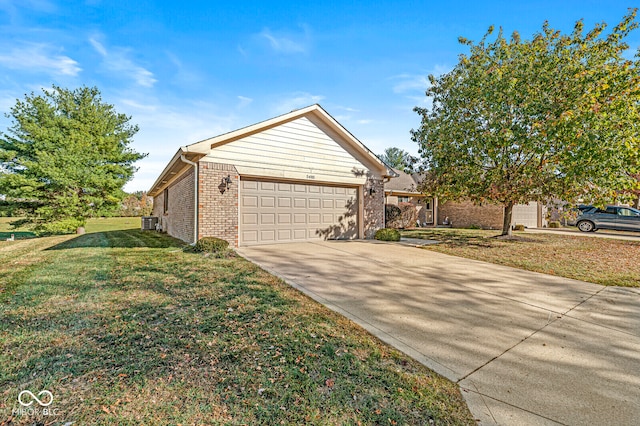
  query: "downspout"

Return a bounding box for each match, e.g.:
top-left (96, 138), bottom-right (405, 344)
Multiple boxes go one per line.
top-left (179, 153), bottom-right (198, 244)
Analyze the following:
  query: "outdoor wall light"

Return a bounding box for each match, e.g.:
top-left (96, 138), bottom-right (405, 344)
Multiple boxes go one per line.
top-left (219, 175), bottom-right (233, 194)
top-left (365, 180), bottom-right (376, 196)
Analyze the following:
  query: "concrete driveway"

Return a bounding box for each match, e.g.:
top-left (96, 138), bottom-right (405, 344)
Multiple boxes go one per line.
top-left (237, 240), bottom-right (640, 425)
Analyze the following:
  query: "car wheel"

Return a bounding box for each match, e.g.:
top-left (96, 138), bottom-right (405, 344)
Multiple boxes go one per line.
top-left (577, 220), bottom-right (595, 232)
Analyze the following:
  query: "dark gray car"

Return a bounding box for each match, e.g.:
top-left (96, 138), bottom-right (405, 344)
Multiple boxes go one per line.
top-left (576, 205), bottom-right (640, 232)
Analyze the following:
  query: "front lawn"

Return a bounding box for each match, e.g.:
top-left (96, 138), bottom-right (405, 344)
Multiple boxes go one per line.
top-left (402, 228), bottom-right (640, 287)
top-left (0, 216), bottom-right (140, 240)
top-left (1, 220), bottom-right (473, 425)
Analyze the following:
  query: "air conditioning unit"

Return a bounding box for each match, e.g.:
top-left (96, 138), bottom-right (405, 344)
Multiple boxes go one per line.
top-left (141, 216), bottom-right (159, 231)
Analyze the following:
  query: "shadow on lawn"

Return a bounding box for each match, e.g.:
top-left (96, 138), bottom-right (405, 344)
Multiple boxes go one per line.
top-left (0, 231), bottom-right (37, 240)
top-left (45, 229), bottom-right (186, 250)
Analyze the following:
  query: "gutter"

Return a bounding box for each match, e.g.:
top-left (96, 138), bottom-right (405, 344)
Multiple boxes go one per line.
top-left (179, 153), bottom-right (198, 244)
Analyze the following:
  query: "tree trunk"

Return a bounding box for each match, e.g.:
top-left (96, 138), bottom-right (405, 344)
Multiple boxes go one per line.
top-left (634, 194), bottom-right (640, 209)
top-left (502, 201), bottom-right (514, 236)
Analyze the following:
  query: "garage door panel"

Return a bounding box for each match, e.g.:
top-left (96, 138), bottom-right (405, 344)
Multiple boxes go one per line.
top-left (242, 230), bottom-right (258, 243)
top-left (243, 196), bottom-right (258, 207)
top-left (240, 179), bottom-right (358, 246)
top-left (243, 181), bottom-right (258, 190)
top-left (278, 197), bottom-right (291, 207)
top-left (243, 213), bottom-right (258, 225)
top-left (277, 229), bottom-right (291, 240)
top-left (261, 213), bottom-right (275, 224)
top-left (261, 197), bottom-right (275, 207)
top-left (278, 213), bottom-right (291, 224)
top-left (260, 230), bottom-right (276, 241)
top-left (261, 182), bottom-right (275, 191)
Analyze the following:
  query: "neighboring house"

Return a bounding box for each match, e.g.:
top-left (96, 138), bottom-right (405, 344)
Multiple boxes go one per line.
top-left (384, 169), bottom-right (435, 226)
top-left (148, 104), bottom-right (395, 247)
top-left (437, 200), bottom-right (544, 229)
top-left (384, 169), bottom-right (545, 229)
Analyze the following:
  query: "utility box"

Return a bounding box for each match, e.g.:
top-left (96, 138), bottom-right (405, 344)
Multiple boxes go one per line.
top-left (141, 216), bottom-right (159, 231)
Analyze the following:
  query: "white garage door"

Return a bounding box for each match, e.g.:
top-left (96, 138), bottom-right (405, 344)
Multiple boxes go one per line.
top-left (240, 179), bottom-right (358, 246)
top-left (512, 203), bottom-right (539, 228)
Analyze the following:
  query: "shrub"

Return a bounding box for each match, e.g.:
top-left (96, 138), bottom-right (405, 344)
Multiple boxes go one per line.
top-left (375, 228), bottom-right (401, 241)
top-left (398, 202), bottom-right (418, 228)
top-left (467, 224), bottom-right (482, 230)
top-left (35, 218), bottom-right (85, 236)
top-left (549, 221), bottom-right (561, 228)
top-left (194, 237), bottom-right (229, 254)
top-left (513, 224), bottom-right (525, 231)
top-left (385, 203), bottom-right (418, 229)
top-left (385, 204), bottom-right (402, 226)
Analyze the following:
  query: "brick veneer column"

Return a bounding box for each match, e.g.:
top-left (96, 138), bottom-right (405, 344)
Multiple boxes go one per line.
top-left (363, 178), bottom-right (385, 238)
top-left (198, 161), bottom-right (239, 247)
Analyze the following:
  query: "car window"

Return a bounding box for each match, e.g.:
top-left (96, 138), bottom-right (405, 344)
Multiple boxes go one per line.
top-left (596, 207), bottom-right (616, 215)
top-left (618, 208), bottom-right (640, 217)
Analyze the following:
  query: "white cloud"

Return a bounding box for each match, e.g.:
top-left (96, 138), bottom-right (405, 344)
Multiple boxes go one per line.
top-left (88, 37), bottom-right (107, 56)
top-left (258, 25), bottom-right (310, 54)
top-left (391, 66), bottom-right (451, 94)
top-left (271, 92), bottom-right (324, 114)
top-left (89, 36), bottom-right (157, 88)
top-left (391, 73), bottom-right (430, 94)
top-left (0, 42), bottom-right (81, 76)
top-left (164, 50), bottom-right (201, 85)
top-left (237, 95), bottom-right (253, 109)
top-left (334, 105), bottom-right (360, 113)
top-left (357, 119), bottom-right (373, 124)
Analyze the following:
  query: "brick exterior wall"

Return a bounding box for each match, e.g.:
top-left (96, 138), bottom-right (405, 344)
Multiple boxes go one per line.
top-left (153, 168), bottom-right (196, 243)
top-left (363, 178), bottom-right (384, 238)
top-left (198, 161), bottom-right (239, 247)
top-left (151, 191), bottom-right (163, 221)
top-left (438, 200), bottom-right (503, 230)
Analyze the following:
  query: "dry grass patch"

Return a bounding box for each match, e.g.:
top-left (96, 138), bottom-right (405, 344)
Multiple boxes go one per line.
top-left (403, 229), bottom-right (640, 287)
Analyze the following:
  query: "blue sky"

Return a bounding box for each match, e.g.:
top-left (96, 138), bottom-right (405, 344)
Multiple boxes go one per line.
top-left (1, 0), bottom-right (638, 191)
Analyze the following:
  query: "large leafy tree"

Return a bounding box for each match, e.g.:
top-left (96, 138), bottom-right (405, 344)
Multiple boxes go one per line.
top-left (412, 11), bottom-right (640, 236)
top-left (0, 86), bottom-right (146, 233)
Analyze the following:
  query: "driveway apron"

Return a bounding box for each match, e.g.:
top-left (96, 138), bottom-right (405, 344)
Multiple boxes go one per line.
top-left (237, 240), bottom-right (640, 425)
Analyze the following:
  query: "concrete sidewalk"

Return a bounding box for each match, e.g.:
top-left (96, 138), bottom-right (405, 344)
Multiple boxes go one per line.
top-left (237, 240), bottom-right (640, 425)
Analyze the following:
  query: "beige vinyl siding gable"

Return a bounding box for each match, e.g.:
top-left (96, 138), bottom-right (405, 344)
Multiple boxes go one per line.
top-left (205, 117), bottom-right (369, 185)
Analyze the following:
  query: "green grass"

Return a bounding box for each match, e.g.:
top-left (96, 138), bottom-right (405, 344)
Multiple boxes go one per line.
top-left (0, 216), bottom-right (140, 240)
top-left (0, 218), bottom-right (473, 425)
top-left (403, 228), bottom-right (640, 287)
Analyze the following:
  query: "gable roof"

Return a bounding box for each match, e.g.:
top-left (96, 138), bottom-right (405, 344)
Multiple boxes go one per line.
top-left (149, 104), bottom-right (396, 196)
top-left (384, 168), bottom-right (425, 196)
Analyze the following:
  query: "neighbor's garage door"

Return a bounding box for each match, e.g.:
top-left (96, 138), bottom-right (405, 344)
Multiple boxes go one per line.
top-left (512, 203), bottom-right (539, 228)
top-left (240, 179), bottom-right (358, 246)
